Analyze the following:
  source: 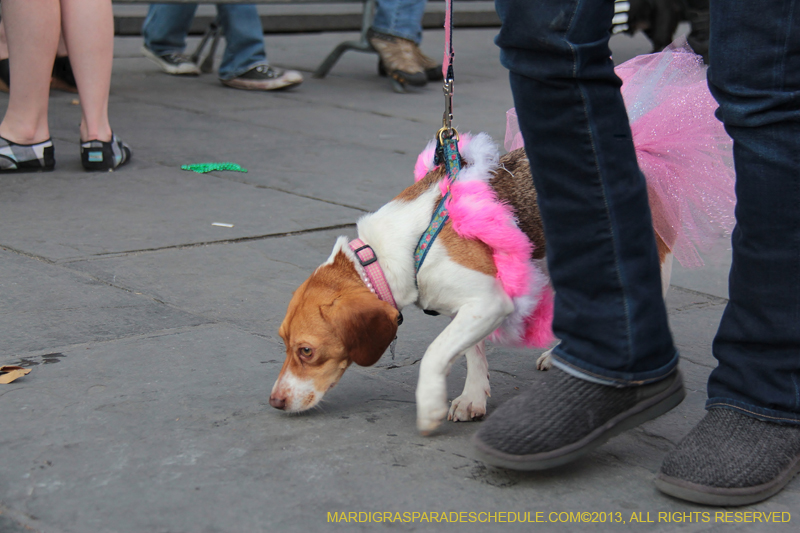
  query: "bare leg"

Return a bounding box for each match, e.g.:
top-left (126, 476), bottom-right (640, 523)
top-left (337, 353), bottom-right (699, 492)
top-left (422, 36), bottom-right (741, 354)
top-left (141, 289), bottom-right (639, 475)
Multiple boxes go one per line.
top-left (60, 0), bottom-right (113, 142)
top-left (56, 33), bottom-right (69, 58)
top-left (0, 19), bottom-right (66, 61)
top-left (0, 0), bottom-right (60, 144)
top-left (0, 19), bottom-right (8, 60)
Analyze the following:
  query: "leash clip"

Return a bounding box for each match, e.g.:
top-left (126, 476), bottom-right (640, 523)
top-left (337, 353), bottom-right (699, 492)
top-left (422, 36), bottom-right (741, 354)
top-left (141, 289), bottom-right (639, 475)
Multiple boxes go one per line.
top-left (435, 62), bottom-right (457, 165)
top-left (442, 77), bottom-right (454, 133)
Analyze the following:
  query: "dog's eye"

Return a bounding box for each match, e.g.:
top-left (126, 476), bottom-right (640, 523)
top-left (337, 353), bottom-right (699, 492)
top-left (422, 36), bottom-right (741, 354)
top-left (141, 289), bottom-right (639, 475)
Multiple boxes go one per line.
top-left (298, 346), bottom-right (314, 360)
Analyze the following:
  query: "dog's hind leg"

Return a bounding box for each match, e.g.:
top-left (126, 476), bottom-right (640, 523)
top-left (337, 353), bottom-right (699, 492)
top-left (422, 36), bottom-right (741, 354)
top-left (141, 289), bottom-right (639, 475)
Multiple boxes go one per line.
top-left (660, 252), bottom-right (674, 298)
top-left (448, 340), bottom-right (491, 422)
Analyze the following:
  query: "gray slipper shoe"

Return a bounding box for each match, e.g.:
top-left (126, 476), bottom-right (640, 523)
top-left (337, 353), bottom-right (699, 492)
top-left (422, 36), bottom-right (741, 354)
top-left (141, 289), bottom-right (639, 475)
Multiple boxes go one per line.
top-left (472, 366), bottom-right (685, 470)
top-left (656, 408), bottom-right (800, 506)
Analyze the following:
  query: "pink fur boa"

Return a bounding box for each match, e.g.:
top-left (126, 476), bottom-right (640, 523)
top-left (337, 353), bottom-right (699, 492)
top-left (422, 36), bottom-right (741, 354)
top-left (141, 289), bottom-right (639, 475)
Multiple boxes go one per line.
top-left (414, 133), bottom-right (555, 348)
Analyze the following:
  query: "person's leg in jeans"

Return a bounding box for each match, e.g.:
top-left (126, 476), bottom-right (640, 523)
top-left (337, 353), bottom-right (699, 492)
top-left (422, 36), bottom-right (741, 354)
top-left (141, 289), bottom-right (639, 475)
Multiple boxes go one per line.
top-left (216, 4), bottom-right (302, 90)
top-left (143, 3), bottom-right (197, 55)
top-left (369, 0), bottom-right (439, 86)
top-left (141, 4), bottom-right (201, 75)
top-left (657, 0), bottom-right (800, 506)
top-left (472, 0), bottom-right (682, 470)
top-left (215, 4), bottom-right (267, 80)
top-left (372, 0), bottom-right (426, 44)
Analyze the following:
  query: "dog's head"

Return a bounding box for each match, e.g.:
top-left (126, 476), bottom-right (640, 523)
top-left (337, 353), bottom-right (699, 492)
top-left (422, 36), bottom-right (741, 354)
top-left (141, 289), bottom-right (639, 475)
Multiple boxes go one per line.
top-left (269, 243), bottom-right (399, 412)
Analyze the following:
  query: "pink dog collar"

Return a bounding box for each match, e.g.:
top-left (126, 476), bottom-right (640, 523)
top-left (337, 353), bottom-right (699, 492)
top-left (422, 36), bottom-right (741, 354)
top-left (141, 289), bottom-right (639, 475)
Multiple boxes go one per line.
top-left (349, 238), bottom-right (399, 311)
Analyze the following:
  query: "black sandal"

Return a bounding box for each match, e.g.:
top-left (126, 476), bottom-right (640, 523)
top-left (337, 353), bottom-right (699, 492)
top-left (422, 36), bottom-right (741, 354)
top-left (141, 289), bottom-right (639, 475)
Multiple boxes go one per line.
top-left (81, 133), bottom-right (132, 171)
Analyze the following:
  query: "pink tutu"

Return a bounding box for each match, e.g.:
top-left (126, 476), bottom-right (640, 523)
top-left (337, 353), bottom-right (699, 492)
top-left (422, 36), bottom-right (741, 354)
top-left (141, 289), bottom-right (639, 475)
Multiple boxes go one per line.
top-left (506, 41), bottom-right (736, 267)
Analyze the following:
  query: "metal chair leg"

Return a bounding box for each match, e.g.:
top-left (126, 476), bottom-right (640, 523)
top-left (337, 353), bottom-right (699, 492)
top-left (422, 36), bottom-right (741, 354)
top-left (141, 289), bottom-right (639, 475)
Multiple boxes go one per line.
top-left (312, 0), bottom-right (377, 78)
top-left (200, 24), bottom-right (222, 74)
top-left (189, 20), bottom-right (222, 74)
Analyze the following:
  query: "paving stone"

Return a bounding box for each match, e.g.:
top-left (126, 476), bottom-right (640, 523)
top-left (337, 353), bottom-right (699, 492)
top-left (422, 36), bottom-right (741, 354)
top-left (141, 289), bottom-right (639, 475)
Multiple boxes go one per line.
top-left (0, 166), bottom-right (361, 261)
top-left (0, 249), bottom-right (207, 359)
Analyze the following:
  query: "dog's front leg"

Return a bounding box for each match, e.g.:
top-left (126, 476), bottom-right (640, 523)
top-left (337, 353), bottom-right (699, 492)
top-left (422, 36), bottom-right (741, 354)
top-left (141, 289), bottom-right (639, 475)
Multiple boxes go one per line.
top-left (448, 340), bottom-right (490, 422)
top-left (416, 298), bottom-right (511, 435)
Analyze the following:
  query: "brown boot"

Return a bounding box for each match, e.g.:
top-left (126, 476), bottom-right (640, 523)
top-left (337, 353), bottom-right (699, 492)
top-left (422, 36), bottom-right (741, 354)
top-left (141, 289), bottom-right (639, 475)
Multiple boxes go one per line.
top-left (414, 45), bottom-right (444, 82)
top-left (368, 29), bottom-right (427, 87)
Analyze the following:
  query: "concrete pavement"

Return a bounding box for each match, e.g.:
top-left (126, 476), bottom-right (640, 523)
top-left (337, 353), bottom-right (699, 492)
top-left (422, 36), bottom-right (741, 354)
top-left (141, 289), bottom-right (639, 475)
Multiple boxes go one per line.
top-left (1, 28), bottom-right (795, 533)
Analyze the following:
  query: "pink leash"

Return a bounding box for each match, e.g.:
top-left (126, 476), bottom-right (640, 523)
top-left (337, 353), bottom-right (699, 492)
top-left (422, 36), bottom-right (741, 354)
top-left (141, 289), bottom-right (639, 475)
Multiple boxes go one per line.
top-left (442, 0), bottom-right (454, 81)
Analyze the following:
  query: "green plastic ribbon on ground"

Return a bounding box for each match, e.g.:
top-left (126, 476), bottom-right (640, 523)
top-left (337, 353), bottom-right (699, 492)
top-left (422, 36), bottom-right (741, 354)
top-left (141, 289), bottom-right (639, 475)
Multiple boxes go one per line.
top-left (181, 162), bottom-right (248, 174)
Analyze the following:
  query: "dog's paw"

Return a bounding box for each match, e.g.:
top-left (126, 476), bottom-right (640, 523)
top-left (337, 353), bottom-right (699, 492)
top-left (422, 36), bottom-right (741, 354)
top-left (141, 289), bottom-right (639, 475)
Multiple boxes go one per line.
top-left (536, 352), bottom-right (552, 371)
top-left (417, 404), bottom-right (449, 435)
top-left (537, 342), bottom-right (560, 371)
top-left (448, 392), bottom-right (487, 422)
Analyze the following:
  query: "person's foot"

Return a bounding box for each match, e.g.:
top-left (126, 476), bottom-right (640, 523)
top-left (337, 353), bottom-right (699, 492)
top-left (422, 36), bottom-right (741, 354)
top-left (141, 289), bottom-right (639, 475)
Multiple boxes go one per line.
top-left (220, 65), bottom-right (303, 91)
top-left (368, 29), bottom-right (427, 88)
top-left (414, 45), bottom-right (444, 82)
top-left (656, 408), bottom-right (800, 506)
top-left (81, 133), bottom-right (132, 171)
top-left (0, 137), bottom-right (55, 172)
top-left (141, 46), bottom-right (201, 76)
top-left (378, 44), bottom-right (443, 83)
top-left (472, 366), bottom-right (685, 470)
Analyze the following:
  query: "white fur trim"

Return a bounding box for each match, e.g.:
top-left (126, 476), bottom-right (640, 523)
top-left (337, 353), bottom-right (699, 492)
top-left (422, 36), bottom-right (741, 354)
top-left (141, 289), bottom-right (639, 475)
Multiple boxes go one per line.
top-left (321, 236), bottom-right (351, 267)
top-left (458, 133), bottom-right (500, 183)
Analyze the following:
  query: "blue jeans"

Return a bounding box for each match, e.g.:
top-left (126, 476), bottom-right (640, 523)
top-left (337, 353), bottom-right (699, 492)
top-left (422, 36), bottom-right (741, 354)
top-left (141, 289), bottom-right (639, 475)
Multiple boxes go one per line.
top-left (142, 4), bottom-right (267, 80)
top-left (372, 0), bottom-right (427, 44)
top-left (705, 0), bottom-right (800, 424)
top-left (494, 0), bottom-right (677, 387)
top-left (495, 0), bottom-right (800, 424)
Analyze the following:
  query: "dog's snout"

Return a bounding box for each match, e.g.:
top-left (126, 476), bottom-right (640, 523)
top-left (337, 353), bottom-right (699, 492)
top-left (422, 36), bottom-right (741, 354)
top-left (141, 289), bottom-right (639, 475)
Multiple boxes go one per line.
top-left (269, 394), bottom-right (287, 410)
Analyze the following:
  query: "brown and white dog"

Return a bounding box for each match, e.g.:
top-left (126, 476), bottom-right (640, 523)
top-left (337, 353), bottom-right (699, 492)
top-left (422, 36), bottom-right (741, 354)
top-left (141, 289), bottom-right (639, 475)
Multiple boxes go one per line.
top-left (270, 134), bottom-right (674, 434)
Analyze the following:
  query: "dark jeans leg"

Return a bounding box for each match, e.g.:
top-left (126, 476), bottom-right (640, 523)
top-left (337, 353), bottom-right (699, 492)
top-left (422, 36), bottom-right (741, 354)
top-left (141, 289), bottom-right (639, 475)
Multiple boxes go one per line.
top-left (707, 0), bottom-right (800, 424)
top-left (142, 4), bottom-right (198, 54)
top-left (494, 0), bottom-right (677, 385)
top-left (216, 4), bottom-right (268, 80)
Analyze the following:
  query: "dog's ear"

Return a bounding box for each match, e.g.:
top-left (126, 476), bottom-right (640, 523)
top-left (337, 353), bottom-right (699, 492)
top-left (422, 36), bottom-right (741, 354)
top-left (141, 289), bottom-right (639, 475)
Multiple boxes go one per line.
top-left (330, 293), bottom-right (399, 367)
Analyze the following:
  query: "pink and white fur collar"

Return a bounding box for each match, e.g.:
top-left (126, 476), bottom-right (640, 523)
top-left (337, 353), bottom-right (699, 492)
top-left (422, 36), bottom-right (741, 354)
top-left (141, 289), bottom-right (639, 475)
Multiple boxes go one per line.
top-left (414, 133), bottom-right (555, 348)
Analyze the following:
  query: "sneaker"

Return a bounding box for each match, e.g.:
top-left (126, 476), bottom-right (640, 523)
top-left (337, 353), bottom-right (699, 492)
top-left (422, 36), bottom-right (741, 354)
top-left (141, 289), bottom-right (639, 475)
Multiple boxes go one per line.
top-left (141, 46), bottom-right (201, 76)
top-left (0, 137), bottom-right (55, 172)
top-left (220, 65), bottom-right (303, 91)
top-left (656, 408), bottom-right (800, 506)
top-left (472, 366), bottom-right (685, 470)
top-left (81, 133), bottom-right (132, 171)
top-left (368, 29), bottom-right (427, 88)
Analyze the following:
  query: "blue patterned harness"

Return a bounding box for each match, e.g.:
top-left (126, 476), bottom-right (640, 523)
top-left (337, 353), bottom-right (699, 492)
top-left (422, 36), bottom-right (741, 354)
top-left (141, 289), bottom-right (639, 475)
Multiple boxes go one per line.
top-left (413, 135), bottom-right (462, 273)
